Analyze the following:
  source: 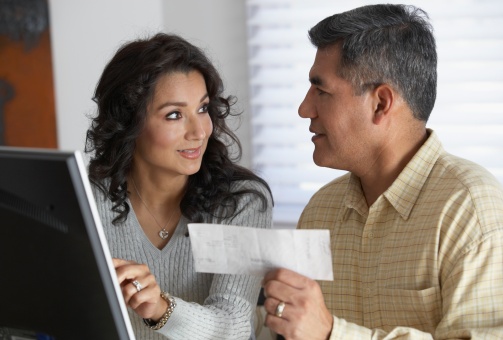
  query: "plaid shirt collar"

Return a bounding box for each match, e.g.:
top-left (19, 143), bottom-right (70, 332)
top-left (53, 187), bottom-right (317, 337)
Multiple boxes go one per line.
top-left (343, 129), bottom-right (443, 221)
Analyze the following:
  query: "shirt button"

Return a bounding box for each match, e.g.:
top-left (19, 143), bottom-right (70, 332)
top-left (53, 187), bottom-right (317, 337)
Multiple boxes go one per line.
top-left (368, 232), bottom-right (374, 239)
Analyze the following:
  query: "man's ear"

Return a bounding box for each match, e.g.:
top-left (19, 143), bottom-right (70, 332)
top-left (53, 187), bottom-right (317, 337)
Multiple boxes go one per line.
top-left (372, 84), bottom-right (394, 125)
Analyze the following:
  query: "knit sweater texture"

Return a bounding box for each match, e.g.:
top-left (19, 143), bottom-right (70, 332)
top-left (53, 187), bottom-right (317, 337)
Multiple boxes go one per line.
top-left (92, 180), bottom-right (273, 339)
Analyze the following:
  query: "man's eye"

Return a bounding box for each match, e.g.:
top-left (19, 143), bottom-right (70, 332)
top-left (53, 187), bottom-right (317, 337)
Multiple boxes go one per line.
top-left (317, 88), bottom-right (326, 95)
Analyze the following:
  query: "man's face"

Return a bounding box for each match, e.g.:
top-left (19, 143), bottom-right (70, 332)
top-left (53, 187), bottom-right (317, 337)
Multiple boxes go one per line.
top-left (298, 44), bottom-right (376, 173)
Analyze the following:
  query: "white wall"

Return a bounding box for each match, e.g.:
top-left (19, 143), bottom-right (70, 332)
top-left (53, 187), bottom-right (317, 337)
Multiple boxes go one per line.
top-left (162, 0), bottom-right (252, 167)
top-left (48, 0), bottom-right (252, 167)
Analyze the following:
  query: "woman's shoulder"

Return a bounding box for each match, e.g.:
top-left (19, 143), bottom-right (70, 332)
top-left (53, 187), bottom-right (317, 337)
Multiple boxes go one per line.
top-left (90, 179), bottom-right (105, 197)
top-left (223, 179), bottom-right (273, 228)
top-left (89, 179), bottom-right (113, 211)
top-left (231, 178), bottom-right (268, 191)
top-left (231, 179), bottom-right (272, 202)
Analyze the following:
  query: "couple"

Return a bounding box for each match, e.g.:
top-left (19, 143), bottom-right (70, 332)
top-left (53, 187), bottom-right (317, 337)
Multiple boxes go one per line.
top-left (85, 4), bottom-right (503, 340)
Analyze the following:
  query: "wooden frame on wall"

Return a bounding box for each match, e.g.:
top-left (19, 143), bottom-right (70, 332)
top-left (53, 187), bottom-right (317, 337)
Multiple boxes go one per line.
top-left (0, 0), bottom-right (57, 148)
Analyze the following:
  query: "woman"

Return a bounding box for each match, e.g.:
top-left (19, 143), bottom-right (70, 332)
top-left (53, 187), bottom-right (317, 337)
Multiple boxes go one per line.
top-left (85, 33), bottom-right (273, 339)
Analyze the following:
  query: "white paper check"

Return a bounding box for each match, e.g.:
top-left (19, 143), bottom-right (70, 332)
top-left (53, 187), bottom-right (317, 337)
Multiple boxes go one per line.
top-left (188, 223), bottom-right (333, 281)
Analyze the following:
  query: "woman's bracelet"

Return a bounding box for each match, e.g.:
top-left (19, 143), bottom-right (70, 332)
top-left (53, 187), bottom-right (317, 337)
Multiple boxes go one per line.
top-left (143, 291), bottom-right (176, 330)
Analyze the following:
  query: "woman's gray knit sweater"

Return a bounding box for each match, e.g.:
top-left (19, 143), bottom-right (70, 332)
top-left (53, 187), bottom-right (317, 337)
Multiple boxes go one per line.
top-left (92, 180), bottom-right (273, 339)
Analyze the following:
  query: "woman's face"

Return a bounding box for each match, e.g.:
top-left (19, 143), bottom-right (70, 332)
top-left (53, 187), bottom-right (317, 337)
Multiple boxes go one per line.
top-left (133, 70), bottom-right (213, 178)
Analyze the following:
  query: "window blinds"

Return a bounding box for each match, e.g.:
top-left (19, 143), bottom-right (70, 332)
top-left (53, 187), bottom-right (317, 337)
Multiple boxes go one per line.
top-left (246, 0), bottom-right (503, 226)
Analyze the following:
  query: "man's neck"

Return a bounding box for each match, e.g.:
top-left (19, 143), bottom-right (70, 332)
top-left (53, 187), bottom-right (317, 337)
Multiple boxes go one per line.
top-left (359, 128), bottom-right (429, 208)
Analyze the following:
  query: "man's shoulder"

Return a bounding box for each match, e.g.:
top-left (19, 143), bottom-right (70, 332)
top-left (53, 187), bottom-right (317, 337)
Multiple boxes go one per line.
top-left (297, 173), bottom-right (351, 229)
top-left (299, 172), bottom-right (351, 218)
top-left (434, 152), bottom-right (502, 191)
top-left (431, 152), bottom-right (503, 235)
top-left (311, 172), bottom-right (351, 199)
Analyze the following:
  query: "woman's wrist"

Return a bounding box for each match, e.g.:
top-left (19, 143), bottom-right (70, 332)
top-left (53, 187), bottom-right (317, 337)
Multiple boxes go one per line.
top-left (143, 292), bottom-right (176, 330)
top-left (151, 295), bottom-right (169, 322)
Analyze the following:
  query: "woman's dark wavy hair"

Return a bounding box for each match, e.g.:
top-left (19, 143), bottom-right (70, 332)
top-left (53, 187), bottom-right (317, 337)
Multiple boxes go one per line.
top-left (85, 33), bottom-right (272, 224)
top-left (308, 4), bottom-right (437, 122)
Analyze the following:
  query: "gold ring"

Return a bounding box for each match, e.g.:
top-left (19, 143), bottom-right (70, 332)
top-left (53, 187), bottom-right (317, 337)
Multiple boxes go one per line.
top-left (132, 280), bottom-right (143, 292)
top-left (275, 301), bottom-right (286, 318)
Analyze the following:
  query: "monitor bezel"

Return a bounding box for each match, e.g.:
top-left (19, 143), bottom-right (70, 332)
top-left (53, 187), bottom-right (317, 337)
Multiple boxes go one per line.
top-left (0, 146), bottom-right (136, 339)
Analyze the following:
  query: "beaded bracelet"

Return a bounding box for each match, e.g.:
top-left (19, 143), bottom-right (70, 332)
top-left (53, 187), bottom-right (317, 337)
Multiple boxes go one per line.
top-left (143, 291), bottom-right (176, 330)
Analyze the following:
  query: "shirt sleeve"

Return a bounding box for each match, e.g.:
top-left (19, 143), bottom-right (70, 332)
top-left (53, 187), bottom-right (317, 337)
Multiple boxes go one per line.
top-left (156, 180), bottom-right (273, 339)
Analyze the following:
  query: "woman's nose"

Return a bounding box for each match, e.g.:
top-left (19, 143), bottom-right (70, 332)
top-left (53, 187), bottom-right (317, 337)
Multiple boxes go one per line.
top-left (186, 116), bottom-right (207, 140)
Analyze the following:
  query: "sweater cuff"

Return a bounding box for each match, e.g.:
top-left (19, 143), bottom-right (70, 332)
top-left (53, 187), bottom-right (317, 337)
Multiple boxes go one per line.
top-left (154, 297), bottom-right (187, 336)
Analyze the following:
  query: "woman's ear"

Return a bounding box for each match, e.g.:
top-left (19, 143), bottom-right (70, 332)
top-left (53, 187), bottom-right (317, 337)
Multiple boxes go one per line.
top-left (372, 84), bottom-right (394, 125)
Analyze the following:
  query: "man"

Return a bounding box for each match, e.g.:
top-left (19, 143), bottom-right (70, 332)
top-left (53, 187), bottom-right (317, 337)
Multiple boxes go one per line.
top-left (262, 4), bottom-right (503, 339)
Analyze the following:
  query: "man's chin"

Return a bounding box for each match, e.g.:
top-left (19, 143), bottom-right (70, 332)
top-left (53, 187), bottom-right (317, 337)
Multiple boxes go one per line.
top-left (313, 153), bottom-right (344, 171)
top-left (313, 153), bottom-right (331, 168)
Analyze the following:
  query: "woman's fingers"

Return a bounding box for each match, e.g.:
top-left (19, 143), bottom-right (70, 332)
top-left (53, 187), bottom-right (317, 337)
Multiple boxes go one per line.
top-left (112, 258), bottom-right (165, 319)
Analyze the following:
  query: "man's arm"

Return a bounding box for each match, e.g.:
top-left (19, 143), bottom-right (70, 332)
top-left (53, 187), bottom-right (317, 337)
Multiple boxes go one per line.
top-left (263, 230), bottom-right (503, 340)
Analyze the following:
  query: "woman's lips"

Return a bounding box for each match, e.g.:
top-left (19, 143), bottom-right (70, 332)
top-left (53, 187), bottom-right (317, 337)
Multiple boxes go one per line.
top-left (178, 146), bottom-right (202, 159)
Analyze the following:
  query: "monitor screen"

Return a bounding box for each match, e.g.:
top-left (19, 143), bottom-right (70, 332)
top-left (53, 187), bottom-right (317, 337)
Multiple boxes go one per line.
top-left (0, 146), bottom-right (135, 340)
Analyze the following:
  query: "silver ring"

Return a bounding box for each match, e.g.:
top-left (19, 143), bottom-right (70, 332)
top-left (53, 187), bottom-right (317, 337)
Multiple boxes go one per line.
top-left (132, 280), bottom-right (143, 292)
top-left (275, 301), bottom-right (286, 318)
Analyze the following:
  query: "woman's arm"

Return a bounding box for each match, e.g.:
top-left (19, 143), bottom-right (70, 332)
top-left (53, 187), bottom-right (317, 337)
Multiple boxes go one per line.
top-left (156, 180), bottom-right (273, 339)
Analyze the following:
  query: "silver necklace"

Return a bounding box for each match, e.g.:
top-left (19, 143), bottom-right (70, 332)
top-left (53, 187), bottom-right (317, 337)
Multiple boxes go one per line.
top-left (131, 177), bottom-right (175, 240)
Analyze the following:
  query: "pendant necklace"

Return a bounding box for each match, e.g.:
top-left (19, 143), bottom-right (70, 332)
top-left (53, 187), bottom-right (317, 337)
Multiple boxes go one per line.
top-left (131, 177), bottom-right (175, 240)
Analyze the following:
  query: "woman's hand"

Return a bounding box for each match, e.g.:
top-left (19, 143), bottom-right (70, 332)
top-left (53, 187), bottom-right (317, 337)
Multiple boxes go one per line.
top-left (113, 258), bottom-right (168, 321)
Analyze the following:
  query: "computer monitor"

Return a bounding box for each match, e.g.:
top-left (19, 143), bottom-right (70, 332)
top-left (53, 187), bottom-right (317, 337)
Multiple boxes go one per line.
top-left (0, 146), bottom-right (136, 340)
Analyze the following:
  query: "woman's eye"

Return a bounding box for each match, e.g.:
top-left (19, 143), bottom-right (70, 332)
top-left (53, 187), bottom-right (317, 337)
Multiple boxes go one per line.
top-left (199, 104), bottom-right (209, 113)
top-left (166, 111), bottom-right (181, 120)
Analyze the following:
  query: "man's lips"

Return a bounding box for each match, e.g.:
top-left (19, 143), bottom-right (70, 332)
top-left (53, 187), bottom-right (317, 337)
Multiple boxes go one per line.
top-left (310, 128), bottom-right (324, 142)
top-left (311, 134), bottom-right (324, 142)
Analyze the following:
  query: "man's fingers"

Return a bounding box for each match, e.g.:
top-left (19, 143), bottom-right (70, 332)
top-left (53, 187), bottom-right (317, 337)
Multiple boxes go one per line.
top-left (263, 268), bottom-right (317, 305)
top-left (264, 310), bottom-right (290, 335)
top-left (263, 268), bottom-right (311, 289)
top-left (263, 278), bottom-right (299, 304)
top-left (264, 297), bottom-right (291, 321)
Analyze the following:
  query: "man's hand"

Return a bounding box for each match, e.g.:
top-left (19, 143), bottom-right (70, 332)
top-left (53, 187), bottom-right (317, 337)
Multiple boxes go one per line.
top-left (262, 268), bottom-right (333, 340)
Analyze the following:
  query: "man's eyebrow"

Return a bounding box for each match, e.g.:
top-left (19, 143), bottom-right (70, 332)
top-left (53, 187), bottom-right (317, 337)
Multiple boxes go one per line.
top-left (309, 76), bottom-right (323, 86)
